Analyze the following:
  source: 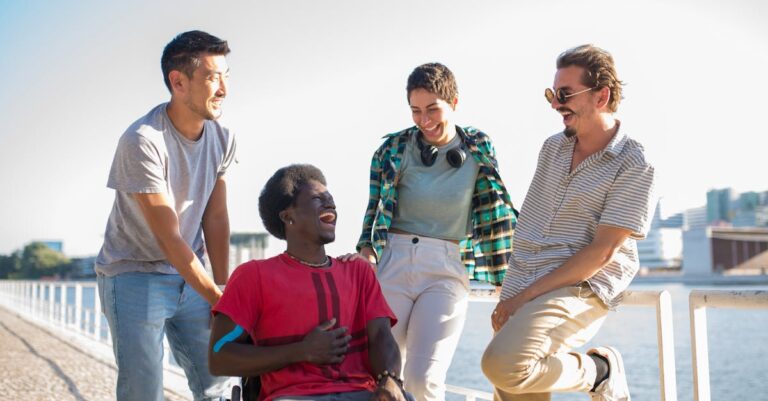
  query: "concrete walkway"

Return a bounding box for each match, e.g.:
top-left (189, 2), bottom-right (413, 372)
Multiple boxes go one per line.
top-left (0, 306), bottom-right (189, 401)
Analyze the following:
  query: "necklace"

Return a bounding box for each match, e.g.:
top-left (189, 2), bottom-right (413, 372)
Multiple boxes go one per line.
top-left (285, 252), bottom-right (331, 267)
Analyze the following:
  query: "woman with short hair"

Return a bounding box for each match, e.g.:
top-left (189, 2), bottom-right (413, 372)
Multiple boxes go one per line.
top-left (355, 63), bottom-right (518, 401)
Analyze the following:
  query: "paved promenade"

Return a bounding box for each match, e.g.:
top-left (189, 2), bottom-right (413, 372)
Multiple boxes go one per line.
top-left (0, 306), bottom-right (189, 401)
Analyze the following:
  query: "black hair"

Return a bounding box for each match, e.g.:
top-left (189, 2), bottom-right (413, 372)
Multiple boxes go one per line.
top-left (258, 164), bottom-right (327, 240)
top-left (406, 62), bottom-right (458, 104)
top-left (161, 30), bottom-right (230, 92)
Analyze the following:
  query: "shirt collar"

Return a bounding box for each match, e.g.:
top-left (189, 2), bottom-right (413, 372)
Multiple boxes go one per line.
top-left (561, 120), bottom-right (626, 159)
top-left (603, 121), bottom-right (626, 158)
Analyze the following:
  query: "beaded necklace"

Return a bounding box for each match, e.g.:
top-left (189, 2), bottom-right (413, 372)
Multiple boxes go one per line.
top-left (285, 252), bottom-right (331, 267)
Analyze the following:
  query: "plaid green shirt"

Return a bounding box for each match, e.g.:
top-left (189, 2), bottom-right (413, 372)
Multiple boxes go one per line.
top-left (356, 126), bottom-right (517, 285)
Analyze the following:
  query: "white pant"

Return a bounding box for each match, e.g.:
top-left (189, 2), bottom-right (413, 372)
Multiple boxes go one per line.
top-left (377, 233), bottom-right (470, 401)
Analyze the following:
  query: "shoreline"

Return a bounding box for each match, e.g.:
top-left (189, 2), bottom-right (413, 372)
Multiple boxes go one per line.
top-left (631, 273), bottom-right (768, 286)
top-left (468, 273), bottom-right (768, 299)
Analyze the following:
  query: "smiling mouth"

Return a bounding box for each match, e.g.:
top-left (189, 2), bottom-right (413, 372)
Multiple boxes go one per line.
top-left (557, 108), bottom-right (575, 124)
top-left (419, 124), bottom-right (441, 135)
top-left (319, 211), bottom-right (336, 225)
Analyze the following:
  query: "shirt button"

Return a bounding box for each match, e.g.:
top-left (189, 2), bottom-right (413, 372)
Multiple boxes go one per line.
top-left (412, 237), bottom-right (419, 244)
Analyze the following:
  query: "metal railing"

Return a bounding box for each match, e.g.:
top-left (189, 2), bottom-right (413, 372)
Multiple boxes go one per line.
top-left (621, 290), bottom-right (678, 401)
top-left (0, 280), bottom-right (104, 341)
top-left (469, 289), bottom-right (677, 401)
top-left (0, 280), bottom-right (195, 398)
top-left (19, 281), bottom-right (763, 401)
top-left (0, 280), bottom-right (496, 400)
top-left (689, 290), bottom-right (768, 401)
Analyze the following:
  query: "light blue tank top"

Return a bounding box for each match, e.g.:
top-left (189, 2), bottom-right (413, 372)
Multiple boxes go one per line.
top-left (390, 133), bottom-right (479, 241)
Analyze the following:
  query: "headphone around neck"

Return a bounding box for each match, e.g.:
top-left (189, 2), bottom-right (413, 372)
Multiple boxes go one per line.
top-left (415, 127), bottom-right (467, 168)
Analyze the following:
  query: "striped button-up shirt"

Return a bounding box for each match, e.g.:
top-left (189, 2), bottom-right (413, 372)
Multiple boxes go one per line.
top-left (500, 127), bottom-right (655, 308)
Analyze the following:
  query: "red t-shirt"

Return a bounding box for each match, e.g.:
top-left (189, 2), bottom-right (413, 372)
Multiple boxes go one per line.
top-left (212, 253), bottom-right (396, 401)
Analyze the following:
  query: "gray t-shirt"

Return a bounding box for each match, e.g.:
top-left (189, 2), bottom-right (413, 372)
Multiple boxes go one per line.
top-left (390, 133), bottom-right (479, 241)
top-left (95, 103), bottom-right (237, 276)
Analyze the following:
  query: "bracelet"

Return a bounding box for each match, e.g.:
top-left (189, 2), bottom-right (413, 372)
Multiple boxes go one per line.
top-left (376, 370), bottom-right (404, 389)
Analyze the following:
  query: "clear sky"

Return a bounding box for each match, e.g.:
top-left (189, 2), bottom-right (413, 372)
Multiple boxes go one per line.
top-left (0, 0), bottom-right (766, 258)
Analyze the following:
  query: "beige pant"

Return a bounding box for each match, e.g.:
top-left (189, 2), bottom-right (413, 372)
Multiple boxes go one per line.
top-left (378, 233), bottom-right (470, 401)
top-left (481, 286), bottom-right (609, 401)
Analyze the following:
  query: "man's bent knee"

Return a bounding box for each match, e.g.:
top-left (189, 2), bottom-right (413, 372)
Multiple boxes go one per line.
top-left (481, 346), bottom-right (538, 393)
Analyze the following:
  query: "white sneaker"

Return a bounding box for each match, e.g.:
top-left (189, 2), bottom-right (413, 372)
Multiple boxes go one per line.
top-left (588, 346), bottom-right (631, 401)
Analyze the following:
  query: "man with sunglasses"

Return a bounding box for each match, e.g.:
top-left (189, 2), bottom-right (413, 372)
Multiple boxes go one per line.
top-left (481, 45), bottom-right (655, 401)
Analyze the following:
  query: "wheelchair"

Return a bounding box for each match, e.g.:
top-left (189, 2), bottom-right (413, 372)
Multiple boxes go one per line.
top-left (230, 376), bottom-right (260, 401)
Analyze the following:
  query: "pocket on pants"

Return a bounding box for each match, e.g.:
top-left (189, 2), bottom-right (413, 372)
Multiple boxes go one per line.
top-left (376, 246), bottom-right (394, 278)
top-left (569, 282), bottom-right (595, 301)
top-left (449, 256), bottom-right (470, 291)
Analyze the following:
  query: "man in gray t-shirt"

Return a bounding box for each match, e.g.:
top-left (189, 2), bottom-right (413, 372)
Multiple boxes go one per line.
top-left (95, 31), bottom-right (235, 401)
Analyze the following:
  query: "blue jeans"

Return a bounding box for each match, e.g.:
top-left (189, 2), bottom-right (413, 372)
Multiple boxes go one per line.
top-left (98, 272), bottom-right (229, 401)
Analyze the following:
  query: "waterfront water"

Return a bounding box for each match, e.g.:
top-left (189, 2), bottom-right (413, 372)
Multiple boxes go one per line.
top-left (446, 283), bottom-right (768, 401)
top-left (53, 282), bottom-right (768, 400)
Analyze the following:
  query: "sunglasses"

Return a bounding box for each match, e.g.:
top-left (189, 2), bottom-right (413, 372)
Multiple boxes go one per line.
top-left (544, 86), bottom-right (596, 104)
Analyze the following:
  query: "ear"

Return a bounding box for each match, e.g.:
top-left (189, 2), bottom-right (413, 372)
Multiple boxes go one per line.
top-left (279, 210), bottom-right (294, 226)
top-left (450, 96), bottom-right (459, 110)
top-left (595, 87), bottom-right (611, 110)
top-left (168, 70), bottom-right (187, 96)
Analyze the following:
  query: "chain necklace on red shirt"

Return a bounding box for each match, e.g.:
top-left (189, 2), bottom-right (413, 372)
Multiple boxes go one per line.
top-left (285, 252), bottom-right (331, 268)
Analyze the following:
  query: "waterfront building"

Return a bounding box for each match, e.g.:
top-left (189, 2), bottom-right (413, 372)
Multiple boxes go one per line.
top-left (684, 206), bottom-right (707, 231)
top-left (682, 206), bottom-right (711, 276)
top-left (39, 240), bottom-right (63, 253)
top-left (228, 232), bottom-right (269, 274)
top-left (638, 228), bottom-right (682, 269)
top-left (638, 201), bottom-right (683, 269)
top-left (71, 256), bottom-right (97, 278)
top-left (706, 188), bottom-right (733, 224)
top-left (710, 227), bottom-right (768, 272)
top-left (683, 188), bottom-right (768, 275)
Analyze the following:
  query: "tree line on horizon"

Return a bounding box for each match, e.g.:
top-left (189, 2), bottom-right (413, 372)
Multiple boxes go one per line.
top-left (0, 242), bottom-right (78, 279)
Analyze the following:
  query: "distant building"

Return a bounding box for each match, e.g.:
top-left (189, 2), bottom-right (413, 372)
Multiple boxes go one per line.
top-left (682, 226), bottom-right (712, 275)
top-left (682, 227), bottom-right (768, 275)
top-left (76, 232), bottom-right (269, 278)
top-left (229, 232), bottom-right (269, 273)
top-left (706, 188), bottom-right (733, 224)
top-left (638, 201), bottom-right (682, 269)
top-left (682, 188), bottom-right (768, 275)
top-left (71, 256), bottom-right (97, 278)
top-left (39, 240), bottom-right (64, 253)
top-left (684, 206), bottom-right (707, 231)
top-left (710, 227), bottom-right (768, 272)
top-left (660, 212), bottom-right (684, 229)
top-left (638, 228), bottom-right (682, 269)
top-left (702, 187), bottom-right (768, 228)
top-left (681, 205), bottom-right (711, 275)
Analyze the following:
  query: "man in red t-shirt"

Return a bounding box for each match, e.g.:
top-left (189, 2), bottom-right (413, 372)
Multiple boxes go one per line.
top-left (209, 164), bottom-right (408, 401)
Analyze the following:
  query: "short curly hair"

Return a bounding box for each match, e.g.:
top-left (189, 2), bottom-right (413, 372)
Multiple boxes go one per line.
top-left (406, 62), bottom-right (458, 104)
top-left (258, 164), bottom-right (327, 240)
